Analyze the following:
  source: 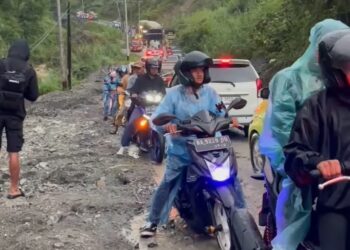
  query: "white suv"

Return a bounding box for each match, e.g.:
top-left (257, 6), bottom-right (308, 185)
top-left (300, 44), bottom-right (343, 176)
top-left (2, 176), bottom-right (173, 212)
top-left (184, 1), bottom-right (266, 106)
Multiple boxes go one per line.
top-left (169, 58), bottom-right (262, 137)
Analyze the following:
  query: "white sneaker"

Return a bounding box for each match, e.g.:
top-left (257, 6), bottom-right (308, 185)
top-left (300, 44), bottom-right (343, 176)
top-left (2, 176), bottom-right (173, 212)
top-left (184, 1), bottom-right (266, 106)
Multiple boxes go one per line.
top-left (117, 147), bottom-right (127, 155)
top-left (128, 144), bottom-right (140, 159)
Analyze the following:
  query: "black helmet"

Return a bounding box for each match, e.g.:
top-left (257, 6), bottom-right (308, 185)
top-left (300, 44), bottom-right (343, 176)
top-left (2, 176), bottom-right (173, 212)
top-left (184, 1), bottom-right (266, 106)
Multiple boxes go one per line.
top-left (117, 65), bottom-right (128, 77)
top-left (319, 29), bottom-right (350, 88)
top-left (145, 58), bottom-right (161, 73)
top-left (178, 51), bottom-right (213, 87)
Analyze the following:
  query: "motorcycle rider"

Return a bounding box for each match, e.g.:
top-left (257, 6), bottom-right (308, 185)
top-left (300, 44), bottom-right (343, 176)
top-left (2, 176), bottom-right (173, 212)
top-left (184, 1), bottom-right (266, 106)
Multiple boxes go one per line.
top-left (117, 58), bottom-right (165, 158)
top-left (284, 30), bottom-right (350, 250)
top-left (111, 62), bottom-right (145, 134)
top-left (140, 51), bottom-right (244, 237)
top-left (259, 19), bottom-right (349, 249)
top-left (103, 69), bottom-right (118, 121)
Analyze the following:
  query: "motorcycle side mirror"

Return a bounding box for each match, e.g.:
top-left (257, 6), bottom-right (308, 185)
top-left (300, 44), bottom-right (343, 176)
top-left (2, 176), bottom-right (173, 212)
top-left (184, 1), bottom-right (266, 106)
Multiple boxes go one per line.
top-left (152, 113), bottom-right (177, 126)
top-left (227, 97), bottom-right (247, 111)
top-left (259, 88), bottom-right (270, 99)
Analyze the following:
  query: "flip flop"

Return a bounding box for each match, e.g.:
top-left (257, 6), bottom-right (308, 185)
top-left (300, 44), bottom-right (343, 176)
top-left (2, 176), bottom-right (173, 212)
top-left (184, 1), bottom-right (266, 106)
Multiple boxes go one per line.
top-left (7, 189), bottom-right (25, 199)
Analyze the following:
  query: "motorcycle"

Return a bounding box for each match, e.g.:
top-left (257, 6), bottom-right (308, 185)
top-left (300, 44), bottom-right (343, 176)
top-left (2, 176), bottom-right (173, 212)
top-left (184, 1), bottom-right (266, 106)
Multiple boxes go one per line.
top-left (253, 157), bottom-right (350, 249)
top-left (125, 90), bottom-right (165, 163)
top-left (153, 98), bottom-right (265, 250)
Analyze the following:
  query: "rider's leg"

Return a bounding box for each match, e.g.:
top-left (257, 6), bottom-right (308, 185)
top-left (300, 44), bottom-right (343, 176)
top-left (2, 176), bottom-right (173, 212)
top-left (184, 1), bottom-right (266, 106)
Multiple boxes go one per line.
top-left (318, 209), bottom-right (348, 250)
top-left (141, 156), bottom-right (186, 237)
top-left (118, 107), bottom-right (144, 156)
top-left (103, 91), bottom-right (110, 120)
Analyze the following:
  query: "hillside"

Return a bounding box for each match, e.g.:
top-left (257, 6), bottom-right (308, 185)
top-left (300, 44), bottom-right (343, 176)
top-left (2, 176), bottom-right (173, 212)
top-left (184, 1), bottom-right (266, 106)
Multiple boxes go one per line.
top-left (0, 0), bottom-right (126, 94)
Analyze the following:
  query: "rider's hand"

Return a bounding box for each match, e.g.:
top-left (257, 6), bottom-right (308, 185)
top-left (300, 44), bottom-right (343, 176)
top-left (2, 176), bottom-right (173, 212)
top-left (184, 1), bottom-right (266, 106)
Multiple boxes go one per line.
top-left (317, 160), bottom-right (342, 180)
top-left (164, 124), bottom-right (177, 134)
top-left (231, 117), bottom-right (240, 128)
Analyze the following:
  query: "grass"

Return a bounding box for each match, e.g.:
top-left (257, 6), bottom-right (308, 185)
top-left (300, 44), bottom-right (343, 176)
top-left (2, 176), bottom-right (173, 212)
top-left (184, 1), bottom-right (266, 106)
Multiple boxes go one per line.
top-left (37, 21), bottom-right (130, 94)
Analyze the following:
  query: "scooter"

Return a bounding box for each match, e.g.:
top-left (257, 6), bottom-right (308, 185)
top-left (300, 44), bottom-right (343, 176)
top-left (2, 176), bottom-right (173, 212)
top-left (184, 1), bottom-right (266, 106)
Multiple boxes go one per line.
top-left (253, 157), bottom-right (350, 249)
top-left (126, 90), bottom-right (165, 163)
top-left (153, 98), bottom-right (266, 250)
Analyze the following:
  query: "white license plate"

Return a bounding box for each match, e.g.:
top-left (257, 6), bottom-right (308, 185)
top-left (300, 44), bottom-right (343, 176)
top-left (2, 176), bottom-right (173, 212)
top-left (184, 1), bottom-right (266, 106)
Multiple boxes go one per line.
top-left (193, 136), bottom-right (231, 152)
top-left (147, 105), bottom-right (157, 114)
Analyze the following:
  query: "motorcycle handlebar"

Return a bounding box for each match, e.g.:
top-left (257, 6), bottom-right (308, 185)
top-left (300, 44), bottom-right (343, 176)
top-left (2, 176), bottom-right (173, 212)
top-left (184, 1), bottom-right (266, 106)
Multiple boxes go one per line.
top-left (310, 164), bottom-right (350, 178)
top-left (309, 169), bottom-right (321, 178)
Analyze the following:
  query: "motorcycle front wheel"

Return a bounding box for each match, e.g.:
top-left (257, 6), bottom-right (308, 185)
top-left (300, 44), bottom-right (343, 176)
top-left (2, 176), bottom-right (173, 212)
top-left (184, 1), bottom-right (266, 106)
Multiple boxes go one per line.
top-left (150, 130), bottom-right (165, 164)
top-left (213, 201), bottom-right (233, 250)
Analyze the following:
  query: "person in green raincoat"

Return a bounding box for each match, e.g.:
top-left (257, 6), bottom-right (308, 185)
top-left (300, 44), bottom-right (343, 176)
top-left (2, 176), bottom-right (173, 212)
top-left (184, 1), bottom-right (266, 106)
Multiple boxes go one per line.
top-left (259, 19), bottom-right (349, 250)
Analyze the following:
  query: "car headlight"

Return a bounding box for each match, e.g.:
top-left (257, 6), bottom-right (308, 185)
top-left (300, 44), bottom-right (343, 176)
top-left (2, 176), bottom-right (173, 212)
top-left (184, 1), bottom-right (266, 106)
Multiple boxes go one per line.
top-left (205, 158), bottom-right (231, 182)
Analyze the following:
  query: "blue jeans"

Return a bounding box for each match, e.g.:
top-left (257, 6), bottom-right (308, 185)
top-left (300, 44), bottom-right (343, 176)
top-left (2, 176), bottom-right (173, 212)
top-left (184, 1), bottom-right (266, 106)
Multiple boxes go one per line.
top-left (103, 91), bottom-right (110, 117)
top-left (148, 155), bottom-right (246, 225)
top-left (120, 106), bottom-right (144, 147)
top-left (110, 92), bottom-right (118, 117)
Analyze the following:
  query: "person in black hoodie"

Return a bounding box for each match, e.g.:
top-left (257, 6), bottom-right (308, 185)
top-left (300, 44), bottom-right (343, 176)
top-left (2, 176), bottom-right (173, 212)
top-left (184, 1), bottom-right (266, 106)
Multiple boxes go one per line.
top-left (0, 39), bottom-right (39, 199)
top-left (284, 30), bottom-right (350, 250)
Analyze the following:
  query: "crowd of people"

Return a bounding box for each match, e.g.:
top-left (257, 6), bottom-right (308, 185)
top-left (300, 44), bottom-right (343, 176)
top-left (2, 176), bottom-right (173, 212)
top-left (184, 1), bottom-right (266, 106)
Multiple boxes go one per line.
top-left (0, 15), bottom-right (349, 250)
top-left (104, 18), bottom-right (350, 250)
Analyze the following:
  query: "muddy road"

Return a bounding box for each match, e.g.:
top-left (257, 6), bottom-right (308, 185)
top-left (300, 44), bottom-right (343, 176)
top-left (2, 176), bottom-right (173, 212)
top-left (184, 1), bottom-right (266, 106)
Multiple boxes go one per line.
top-left (0, 73), bottom-right (263, 250)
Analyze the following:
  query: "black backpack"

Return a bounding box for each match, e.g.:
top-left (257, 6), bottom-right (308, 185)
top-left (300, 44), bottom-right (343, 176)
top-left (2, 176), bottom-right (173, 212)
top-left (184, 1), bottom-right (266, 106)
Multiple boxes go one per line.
top-left (0, 60), bottom-right (28, 111)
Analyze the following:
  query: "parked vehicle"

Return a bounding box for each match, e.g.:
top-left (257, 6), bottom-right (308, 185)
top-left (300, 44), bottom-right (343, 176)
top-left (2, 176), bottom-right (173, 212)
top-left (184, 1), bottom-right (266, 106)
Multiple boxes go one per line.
top-left (153, 98), bottom-right (265, 250)
top-left (130, 39), bottom-right (143, 52)
top-left (248, 88), bottom-right (269, 173)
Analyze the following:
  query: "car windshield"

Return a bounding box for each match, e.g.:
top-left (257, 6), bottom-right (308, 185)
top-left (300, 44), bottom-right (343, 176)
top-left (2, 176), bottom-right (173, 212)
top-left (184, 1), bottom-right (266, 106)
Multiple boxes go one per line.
top-left (209, 64), bottom-right (257, 83)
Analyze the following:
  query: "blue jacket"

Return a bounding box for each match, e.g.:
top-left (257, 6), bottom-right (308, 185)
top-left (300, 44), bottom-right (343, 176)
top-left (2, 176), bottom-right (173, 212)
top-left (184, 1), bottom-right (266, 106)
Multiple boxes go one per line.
top-left (152, 84), bottom-right (223, 161)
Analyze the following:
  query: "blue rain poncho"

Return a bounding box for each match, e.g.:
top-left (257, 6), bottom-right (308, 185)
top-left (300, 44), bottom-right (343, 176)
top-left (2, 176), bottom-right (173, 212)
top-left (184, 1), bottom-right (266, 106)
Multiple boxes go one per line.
top-left (149, 85), bottom-right (230, 225)
top-left (259, 19), bottom-right (349, 249)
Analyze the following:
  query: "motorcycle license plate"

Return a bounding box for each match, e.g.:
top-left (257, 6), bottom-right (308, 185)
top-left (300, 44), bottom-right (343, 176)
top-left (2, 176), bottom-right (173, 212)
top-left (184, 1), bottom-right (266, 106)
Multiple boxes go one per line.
top-left (147, 105), bottom-right (157, 114)
top-left (193, 136), bottom-right (231, 153)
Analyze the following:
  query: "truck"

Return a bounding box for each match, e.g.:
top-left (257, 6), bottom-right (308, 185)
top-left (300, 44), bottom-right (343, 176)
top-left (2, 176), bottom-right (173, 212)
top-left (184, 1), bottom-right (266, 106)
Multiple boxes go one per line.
top-left (139, 20), bottom-right (164, 49)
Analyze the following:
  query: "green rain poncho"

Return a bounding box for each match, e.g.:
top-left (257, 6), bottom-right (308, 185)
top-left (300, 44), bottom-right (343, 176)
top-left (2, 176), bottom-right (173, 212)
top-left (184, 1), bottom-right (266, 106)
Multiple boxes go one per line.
top-left (259, 19), bottom-right (349, 250)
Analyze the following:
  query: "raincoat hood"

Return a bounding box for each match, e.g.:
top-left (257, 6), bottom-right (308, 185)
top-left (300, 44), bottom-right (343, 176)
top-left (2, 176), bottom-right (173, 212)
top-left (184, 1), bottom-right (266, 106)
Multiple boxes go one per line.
top-left (8, 39), bottom-right (30, 61)
top-left (291, 19), bottom-right (349, 74)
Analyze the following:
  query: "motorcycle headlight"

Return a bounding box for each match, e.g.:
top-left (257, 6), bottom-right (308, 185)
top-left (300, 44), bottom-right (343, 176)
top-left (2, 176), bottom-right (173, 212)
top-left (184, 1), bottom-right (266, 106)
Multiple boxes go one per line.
top-left (205, 158), bottom-right (231, 182)
top-left (154, 94), bottom-right (163, 103)
top-left (125, 99), bottom-right (132, 107)
top-left (145, 94), bottom-right (154, 102)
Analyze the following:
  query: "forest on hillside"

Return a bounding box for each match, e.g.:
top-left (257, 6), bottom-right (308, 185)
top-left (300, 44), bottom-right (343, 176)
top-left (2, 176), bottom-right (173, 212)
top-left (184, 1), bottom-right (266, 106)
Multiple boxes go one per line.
top-left (0, 0), bottom-right (124, 93)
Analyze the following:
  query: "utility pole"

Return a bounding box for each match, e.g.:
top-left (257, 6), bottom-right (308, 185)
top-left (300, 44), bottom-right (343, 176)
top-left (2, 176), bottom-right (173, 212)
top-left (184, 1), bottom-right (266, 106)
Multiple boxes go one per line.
top-left (56, 0), bottom-right (67, 90)
top-left (82, 0), bottom-right (85, 12)
top-left (116, 0), bottom-right (121, 22)
top-left (67, 1), bottom-right (72, 90)
top-left (138, 0), bottom-right (140, 25)
top-left (124, 0), bottom-right (130, 61)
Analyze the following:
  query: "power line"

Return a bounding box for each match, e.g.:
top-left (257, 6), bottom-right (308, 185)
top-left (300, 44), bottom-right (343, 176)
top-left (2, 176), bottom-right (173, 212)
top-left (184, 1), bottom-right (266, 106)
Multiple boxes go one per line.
top-left (31, 7), bottom-right (69, 52)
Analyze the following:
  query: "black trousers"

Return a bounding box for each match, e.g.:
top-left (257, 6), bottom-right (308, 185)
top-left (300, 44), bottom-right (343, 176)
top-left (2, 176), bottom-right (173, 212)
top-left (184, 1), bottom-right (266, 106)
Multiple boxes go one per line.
top-left (317, 207), bottom-right (350, 250)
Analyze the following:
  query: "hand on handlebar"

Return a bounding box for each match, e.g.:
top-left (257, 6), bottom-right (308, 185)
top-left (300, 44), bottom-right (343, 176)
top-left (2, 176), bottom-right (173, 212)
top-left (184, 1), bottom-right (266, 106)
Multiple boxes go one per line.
top-left (231, 117), bottom-right (240, 128)
top-left (164, 123), bottom-right (178, 134)
top-left (317, 160), bottom-right (342, 180)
